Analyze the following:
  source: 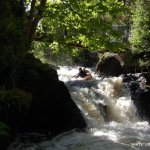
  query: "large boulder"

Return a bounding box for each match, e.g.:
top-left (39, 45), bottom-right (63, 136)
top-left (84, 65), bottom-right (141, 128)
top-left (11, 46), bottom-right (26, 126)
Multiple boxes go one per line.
top-left (19, 80), bottom-right (87, 135)
top-left (131, 88), bottom-right (150, 121)
top-left (128, 73), bottom-right (150, 121)
top-left (10, 54), bottom-right (87, 135)
top-left (73, 49), bottom-right (99, 67)
top-left (95, 56), bottom-right (124, 77)
top-left (0, 88), bottom-right (32, 131)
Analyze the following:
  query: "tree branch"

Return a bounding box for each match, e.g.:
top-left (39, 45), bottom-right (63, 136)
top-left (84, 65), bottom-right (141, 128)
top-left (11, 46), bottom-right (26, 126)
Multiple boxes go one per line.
top-left (26, 0), bottom-right (47, 41)
top-left (26, 0), bottom-right (36, 39)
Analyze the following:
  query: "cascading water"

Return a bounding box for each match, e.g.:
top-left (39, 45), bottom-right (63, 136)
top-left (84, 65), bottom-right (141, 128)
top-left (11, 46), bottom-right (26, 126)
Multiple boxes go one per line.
top-left (8, 66), bottom-right (150, 150)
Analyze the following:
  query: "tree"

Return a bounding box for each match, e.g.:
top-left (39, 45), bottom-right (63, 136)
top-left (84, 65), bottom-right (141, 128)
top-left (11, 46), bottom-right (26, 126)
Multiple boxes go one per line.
top-left (0, 0), bottom-right (133, 73)
top-left (130, 0), bottom-right (150, 54)
top-left (129, 0), bottom-right (150, 68)
top-left (33, 0), bottom-right (130, 59)
top-left (26, 0), bottom-right (47, 41)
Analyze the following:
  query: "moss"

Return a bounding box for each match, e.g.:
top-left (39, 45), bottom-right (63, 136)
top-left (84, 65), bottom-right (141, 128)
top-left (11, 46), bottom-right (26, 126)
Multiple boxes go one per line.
top-left (0, 121), bottom-right (10, 150)
top-left (0, 88), bottom-right (32, 132)
top-left (99, 52), bottom-right (113, 61)
top-left (0, 88), bottom-right (32, 113)
top-left (6, 88), bottom-right (32, 112)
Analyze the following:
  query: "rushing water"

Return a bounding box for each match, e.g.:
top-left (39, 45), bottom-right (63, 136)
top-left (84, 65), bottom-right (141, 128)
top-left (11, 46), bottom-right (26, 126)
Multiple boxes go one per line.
top-left (8, 66), bottom-right (150, 150)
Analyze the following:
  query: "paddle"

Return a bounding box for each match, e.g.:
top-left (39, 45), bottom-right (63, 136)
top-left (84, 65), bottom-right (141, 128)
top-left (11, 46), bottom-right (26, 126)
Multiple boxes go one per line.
top-left (69, 73), bottom-right (78, 80)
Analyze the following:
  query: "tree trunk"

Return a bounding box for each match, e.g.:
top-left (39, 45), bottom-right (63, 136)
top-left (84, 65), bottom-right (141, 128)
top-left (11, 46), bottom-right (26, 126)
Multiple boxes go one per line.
top-left (26, 0), bottom-right (47, 41)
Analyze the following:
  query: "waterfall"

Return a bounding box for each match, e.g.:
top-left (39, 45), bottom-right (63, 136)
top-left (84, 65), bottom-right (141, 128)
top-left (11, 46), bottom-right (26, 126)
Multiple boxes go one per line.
top-left (58, 66), bottom-right (138, 126)
top-left (8, 66), bottom-right (150, 150)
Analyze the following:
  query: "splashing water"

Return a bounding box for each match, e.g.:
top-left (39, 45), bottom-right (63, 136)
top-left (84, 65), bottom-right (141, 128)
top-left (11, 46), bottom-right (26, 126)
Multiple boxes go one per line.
top-left (8, 66), bottom-right (150, 150)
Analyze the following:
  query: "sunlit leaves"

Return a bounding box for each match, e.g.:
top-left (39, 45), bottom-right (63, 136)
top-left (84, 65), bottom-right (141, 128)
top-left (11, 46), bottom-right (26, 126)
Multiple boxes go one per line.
top-left (130, 0), bottom-right (150, 54)
top-left (34, 0), bottom-right (130, 56)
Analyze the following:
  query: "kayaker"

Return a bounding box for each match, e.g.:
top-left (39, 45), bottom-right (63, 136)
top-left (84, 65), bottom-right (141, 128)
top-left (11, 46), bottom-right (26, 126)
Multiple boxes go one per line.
top-left (74, 67), bottom-right (92, 80)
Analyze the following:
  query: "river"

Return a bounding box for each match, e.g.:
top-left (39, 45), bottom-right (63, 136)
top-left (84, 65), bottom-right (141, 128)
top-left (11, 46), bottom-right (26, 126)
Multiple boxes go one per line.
top-left (8, 66), bottom-right (150, 150)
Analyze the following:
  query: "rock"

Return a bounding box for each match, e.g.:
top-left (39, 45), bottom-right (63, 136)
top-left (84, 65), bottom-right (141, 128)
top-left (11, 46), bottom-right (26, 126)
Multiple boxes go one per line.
top-left (0, 122), bottom-right (10, 150)
top-left (19, 80), bottom-right (87, 135)
top-left (142, 72), bottom-right (150, 85)
top-left (11, 54), bottom-right (87, 135)
top-left (131, 89), bottom-right (150, 121)
top-left (0, 88), bottom-right (32, 131)
top-left (95, 56), bottom-right (124, 77)
top-left (73, 49), bottom-right (99, 67)
top-left (128, 77), bottom-right (150, 121)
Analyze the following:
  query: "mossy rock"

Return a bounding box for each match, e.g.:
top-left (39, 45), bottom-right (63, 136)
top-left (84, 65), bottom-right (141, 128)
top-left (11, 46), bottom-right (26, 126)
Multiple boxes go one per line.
top-left (0, 88), bottom-right (32, 112)
top-left (8, 53), bottom-right (58, 92)
top-left (0, 88), bottom-right (32, 129)
top-left (0, 121), bottom-right (10, 150)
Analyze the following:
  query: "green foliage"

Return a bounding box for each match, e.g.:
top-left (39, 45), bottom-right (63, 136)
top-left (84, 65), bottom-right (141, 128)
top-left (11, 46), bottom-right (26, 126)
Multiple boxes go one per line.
top-left (33, 0), bottom-right (130, 61)
top-left (139, 59), bottom-right (150, 67)
top-left (99, 52), bottom-right (113, 60)
top-left (33, 41), bottom-right (75, 65)
top-left (130, 0), bottom-right (150, 54)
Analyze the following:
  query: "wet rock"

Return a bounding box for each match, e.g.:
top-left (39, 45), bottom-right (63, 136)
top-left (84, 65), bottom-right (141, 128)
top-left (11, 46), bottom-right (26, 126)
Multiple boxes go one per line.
top-left (95, 56), bottom-right (124, 77)
top-left (131, 89), bottom-right (150, 121)
top-left (128, 76), bottom-right (150, 121)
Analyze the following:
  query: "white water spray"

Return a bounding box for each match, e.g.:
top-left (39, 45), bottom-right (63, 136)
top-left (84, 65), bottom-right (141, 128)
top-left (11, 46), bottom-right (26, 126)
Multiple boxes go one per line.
top-left (58, 67), bottom-right (138, 126)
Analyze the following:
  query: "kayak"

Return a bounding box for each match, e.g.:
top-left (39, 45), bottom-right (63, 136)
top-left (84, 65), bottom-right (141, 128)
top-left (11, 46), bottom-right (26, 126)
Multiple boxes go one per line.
top-left (83, 74), bottom-right (93, 80)
top-left (69, 73), bottom-right (93, 81)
